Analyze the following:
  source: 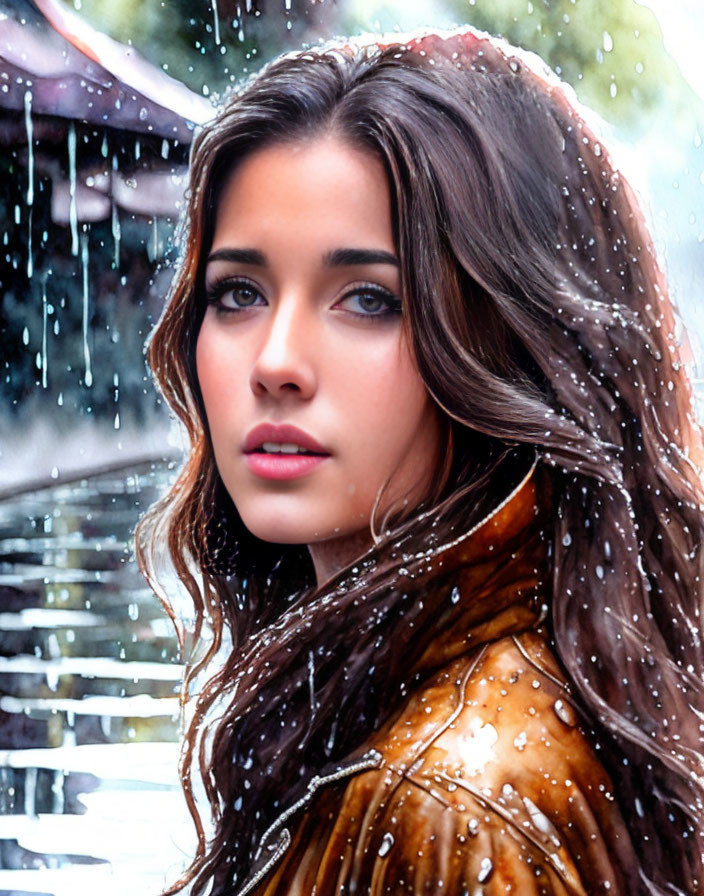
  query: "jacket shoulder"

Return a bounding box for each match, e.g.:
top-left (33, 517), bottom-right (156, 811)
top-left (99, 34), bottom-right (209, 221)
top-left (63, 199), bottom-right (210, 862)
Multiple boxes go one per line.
top-left (349, 633), bottom-right (640, 895)
top-left (254, 635), bottom-right (640, 895)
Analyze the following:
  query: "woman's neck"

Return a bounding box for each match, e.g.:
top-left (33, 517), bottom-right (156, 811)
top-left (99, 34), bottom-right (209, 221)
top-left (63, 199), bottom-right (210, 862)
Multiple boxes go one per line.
top-left (308, 527), bottom-right (376, 590)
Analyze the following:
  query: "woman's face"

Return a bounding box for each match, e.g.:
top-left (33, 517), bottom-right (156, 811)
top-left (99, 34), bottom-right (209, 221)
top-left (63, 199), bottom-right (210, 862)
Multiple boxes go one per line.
top-left (196, 135), bottom-right (443, 569)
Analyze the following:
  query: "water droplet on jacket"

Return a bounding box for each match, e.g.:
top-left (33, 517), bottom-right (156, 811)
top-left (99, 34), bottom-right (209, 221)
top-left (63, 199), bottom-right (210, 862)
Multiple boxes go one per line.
top-left (378, 832), bottom-right (394, 857)
top-left (477, 857), bottom-right (494, 883)
top-left (553, 698), bottom-right (577, 727)
top-left (450, 585), bottom-right (461, 604)
top-left (524, 796), bottom-right (553, 834)
top-left (467, 818), bottom-right (479, 837)
top-left (562, 532), bottom-right (572, 547)
top-left (513, 731), bottom-right (527, 751)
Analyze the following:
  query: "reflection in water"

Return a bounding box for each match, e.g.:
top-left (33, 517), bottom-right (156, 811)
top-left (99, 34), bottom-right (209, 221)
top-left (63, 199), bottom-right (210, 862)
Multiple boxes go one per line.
top-left (0, 460), bottom-right (193, 896)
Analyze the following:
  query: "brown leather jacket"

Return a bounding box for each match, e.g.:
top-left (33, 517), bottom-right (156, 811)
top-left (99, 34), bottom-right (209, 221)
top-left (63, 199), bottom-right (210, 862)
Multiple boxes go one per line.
top-left (238, 460), bottom-right (641, 895)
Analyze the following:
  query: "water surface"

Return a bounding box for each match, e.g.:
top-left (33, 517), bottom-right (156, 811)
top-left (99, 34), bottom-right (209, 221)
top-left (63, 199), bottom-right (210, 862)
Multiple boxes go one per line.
top-left (0, 460), bottom-right (193, 896)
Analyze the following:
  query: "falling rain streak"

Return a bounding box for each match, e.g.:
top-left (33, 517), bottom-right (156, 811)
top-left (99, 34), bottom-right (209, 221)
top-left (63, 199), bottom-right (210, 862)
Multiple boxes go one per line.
top-left (112, 200), bottom-right (121, 269)
top-left (112, 153), bottom-right (121, 268)
top-left (41, 279), bottom-right (48, 388)
top-left (212, 0), bottom-right (221, 45)
top-left (81, 233), bottom-right (92, 388)
top-left (24, 90), bottom-right (33, 207)
top-left (24, 89), bottom-right (34, 280)
top-left (67, 123), bottom-right (79, 256)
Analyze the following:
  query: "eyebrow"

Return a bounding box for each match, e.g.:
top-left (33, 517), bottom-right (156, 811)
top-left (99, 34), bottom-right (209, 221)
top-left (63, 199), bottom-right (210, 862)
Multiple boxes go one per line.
top-left (322, 248), bottom-right (399, 268)
top-left (206, 247), bottom-right (400, 268)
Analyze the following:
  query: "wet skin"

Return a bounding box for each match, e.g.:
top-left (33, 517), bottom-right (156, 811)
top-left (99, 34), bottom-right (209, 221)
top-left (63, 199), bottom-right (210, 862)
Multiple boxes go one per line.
top-left (196, 135), bottom-right (443, 586)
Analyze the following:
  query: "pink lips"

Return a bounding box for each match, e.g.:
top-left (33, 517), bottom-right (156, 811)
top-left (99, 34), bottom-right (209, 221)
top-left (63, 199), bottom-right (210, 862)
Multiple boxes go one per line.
top-left (243, 423), bottom-right (331, 481)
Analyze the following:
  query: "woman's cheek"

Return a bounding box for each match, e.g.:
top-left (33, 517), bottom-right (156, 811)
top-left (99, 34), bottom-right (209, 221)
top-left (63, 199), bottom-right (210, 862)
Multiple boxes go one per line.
top-left (196, 322), bottom-right (245, 427)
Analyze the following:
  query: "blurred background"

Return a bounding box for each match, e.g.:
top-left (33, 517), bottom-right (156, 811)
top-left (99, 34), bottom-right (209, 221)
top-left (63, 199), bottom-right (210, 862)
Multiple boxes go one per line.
top-left (0, 0), bottom-right (702, 894)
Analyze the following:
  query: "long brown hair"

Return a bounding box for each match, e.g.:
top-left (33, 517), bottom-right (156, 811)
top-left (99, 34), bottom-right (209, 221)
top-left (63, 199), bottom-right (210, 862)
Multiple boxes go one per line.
top-left (137, 29), bottom-right (704, 896)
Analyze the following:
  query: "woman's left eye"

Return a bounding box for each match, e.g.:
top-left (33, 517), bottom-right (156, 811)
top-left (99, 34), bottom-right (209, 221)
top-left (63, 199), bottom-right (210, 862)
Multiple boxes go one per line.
top-left (336, 286), bottom-right (402, 319)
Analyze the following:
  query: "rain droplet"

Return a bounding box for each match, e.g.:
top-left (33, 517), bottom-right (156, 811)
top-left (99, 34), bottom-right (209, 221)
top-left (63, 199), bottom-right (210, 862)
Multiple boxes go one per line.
top-left (467, 817), bottom-right (479, 837)
top-left (450, 586), bottom-right (461, 604)
top-left (477, 857), bottom-right (494, 883)
top-left (562, 532), bottom-right (572, 547)
top-left (553, 698), bottom-right (577, 727)
top-left (513, 731), bottom-right (527, 751)
top-left (377, 832), bottom-right (394, 857)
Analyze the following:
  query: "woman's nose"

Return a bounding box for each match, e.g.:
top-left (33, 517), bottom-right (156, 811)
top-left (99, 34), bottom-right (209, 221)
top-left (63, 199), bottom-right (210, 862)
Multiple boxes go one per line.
top-left (249, 297), bottom-right (317, 400)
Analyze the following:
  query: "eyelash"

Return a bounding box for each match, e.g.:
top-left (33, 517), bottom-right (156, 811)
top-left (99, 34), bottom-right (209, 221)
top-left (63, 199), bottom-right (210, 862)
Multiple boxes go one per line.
top-left (204, 277), bottom-right (402, 320)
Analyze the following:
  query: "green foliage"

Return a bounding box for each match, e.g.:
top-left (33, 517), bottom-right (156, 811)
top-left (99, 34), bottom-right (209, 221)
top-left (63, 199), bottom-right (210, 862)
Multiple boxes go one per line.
top-left (72, 0), bottom-right (340, 99)
top-left (441, 0), bottom-right (686, 131)
top-left (73, 0), bottom-right (696, 133)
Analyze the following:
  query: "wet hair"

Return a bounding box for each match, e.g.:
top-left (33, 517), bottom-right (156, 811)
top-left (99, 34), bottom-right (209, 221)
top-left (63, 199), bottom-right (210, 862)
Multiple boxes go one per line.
top-left (137, 29), bottom-right (704, 896)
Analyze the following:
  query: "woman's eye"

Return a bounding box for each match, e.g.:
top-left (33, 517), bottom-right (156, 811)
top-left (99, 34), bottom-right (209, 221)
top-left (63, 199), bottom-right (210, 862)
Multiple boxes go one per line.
top-left (337, 287), bottom-right (402, 318)
top-left (206, 280), bottom-right (265, 311)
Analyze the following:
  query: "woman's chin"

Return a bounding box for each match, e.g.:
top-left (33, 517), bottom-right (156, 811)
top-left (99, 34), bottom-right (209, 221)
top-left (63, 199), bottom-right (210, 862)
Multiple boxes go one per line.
top-left (238, 506), bottom-right (369, 549)
top-left (239, 512), bottom-right (341, 546)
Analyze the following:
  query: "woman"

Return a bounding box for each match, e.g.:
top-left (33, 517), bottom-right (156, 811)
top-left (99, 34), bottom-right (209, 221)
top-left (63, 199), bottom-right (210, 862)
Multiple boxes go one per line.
top-left (137, 26), bottom-right (704, 896)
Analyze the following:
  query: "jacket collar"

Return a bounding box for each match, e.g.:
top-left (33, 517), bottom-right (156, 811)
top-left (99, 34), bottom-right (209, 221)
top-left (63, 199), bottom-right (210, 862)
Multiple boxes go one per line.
top-left (401, 451), bottom-right (553, 680)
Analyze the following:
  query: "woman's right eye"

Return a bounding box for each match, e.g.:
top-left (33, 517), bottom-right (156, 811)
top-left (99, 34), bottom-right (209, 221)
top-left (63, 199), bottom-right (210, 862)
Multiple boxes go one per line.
top-left (206, 279), bottom-right (266, 312)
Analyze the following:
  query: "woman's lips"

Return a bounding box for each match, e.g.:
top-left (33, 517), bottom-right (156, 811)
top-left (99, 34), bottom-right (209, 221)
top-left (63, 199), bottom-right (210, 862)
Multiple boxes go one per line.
top-left (243, 422), bottom-right (330, 455)
top-left (244, 453), bottom-right (329, 481)
top-left (243, 423), bottom-right (331, 480)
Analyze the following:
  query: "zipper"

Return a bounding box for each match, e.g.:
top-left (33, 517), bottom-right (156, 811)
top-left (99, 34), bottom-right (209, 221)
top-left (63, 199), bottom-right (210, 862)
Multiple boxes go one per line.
top-left (232, 747), bottom-right (384, 896)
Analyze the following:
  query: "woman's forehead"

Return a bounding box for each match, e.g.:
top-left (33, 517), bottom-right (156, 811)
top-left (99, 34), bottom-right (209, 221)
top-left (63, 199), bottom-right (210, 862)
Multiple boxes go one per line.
top-left (209, 136), bottom-right (395, 256)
